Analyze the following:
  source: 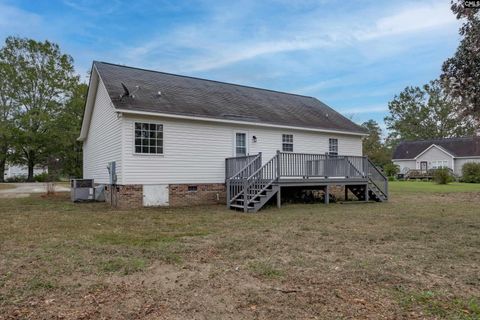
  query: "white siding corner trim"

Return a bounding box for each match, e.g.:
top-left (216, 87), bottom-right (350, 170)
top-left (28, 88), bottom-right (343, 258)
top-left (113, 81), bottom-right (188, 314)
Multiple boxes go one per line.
top-left (82, 79), bottom-right (122, 184)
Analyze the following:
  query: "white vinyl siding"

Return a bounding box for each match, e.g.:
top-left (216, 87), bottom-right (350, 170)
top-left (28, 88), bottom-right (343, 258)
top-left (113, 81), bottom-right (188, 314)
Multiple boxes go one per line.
top-left (454, 158), bottom-right (480, 176)
top-left (121, 115), bottom-right (362, 185)
top-left (415, 145), bottom-right (453, 171)
top-left (82, 79), bottom-right (122, 184)
top-left (393, 159), bottom-right (416, 173)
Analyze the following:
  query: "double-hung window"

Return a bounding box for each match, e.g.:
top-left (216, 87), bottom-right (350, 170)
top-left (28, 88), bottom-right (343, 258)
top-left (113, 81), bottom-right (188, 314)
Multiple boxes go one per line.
top-left (134, 122), bottom-right (163, 154)
top-left (329, 138), bottom-right (338, 156)
top-left (282, 134), bottom-right (293, 152)
top-left (235, 133), bottom-right (247, 156)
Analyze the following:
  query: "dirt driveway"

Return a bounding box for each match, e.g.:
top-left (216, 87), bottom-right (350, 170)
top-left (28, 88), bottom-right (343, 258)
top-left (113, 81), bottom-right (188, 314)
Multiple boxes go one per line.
top-left (0, 183), bottom-right (70, 198)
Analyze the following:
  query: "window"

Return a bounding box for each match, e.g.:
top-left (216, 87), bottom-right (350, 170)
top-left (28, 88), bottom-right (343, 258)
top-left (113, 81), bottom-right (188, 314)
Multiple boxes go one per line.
top-left (329, 138), bottom-right (338, 155)
top-left (134, 122), bottom-right (163, 154)
top-left (282, 134), bottom-right (293, 152)
top-left (188, 185), bottom-right (198, 192)
top-left (235, 133), bottom-right (247, 156)
top-left (431, 160), bottom-right (449, 169)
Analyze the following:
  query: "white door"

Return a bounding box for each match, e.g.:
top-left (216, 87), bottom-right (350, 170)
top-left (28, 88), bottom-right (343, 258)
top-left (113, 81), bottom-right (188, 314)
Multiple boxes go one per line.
top-left (143, 185), bottom-right (169, 206)
top-left (234, 132), bottom-right (248, 157)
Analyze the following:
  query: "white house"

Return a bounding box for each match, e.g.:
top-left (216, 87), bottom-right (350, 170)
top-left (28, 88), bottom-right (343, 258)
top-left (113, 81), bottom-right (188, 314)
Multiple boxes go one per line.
top-left (79, 62), bottom-right (386, 210)
top-left (392, 136), bottom-right (480, 177)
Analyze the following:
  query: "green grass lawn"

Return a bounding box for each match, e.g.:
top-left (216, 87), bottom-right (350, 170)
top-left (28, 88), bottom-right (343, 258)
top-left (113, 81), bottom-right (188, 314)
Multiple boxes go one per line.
top-left (0, 187), bottom-right (479, 319)
top-left (389, 180), bottom-right (480, 193)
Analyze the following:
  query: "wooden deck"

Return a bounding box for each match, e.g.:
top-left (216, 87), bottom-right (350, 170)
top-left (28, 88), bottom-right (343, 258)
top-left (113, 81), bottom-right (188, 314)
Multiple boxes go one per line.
top-left (225, 151), bottom-right (388, 212)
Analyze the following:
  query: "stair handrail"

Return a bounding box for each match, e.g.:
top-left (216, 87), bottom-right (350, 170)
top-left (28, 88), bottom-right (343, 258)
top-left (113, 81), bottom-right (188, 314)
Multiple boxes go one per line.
top-left (243, 153), bottom-right (279, 211)
top-left (228, 153), bottom-right (262, 180)
top-left (366, 158), bottom-right (388, 198)
top-left (344, 156), bottom-right (364, 178)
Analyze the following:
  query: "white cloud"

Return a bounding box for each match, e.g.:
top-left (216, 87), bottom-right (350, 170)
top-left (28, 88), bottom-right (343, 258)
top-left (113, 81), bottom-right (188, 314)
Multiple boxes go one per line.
top-left (124, 0), bottom-right (457, 74)
top-left (0, 4), bottom-right (42, 35)
top-left (355, 1), bottom-right (457, 41)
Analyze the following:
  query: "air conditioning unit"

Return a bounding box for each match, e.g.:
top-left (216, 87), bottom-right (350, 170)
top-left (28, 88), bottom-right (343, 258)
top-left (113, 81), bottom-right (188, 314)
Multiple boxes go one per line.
top-left (71, 179), bottom-right (94, 202)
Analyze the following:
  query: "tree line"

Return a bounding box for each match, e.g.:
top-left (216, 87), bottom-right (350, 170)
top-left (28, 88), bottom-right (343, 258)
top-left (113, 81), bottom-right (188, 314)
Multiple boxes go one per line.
top-left (361, 0), bottom-right (479, 170)
top-left (0, 37), bottom-right (86, 182)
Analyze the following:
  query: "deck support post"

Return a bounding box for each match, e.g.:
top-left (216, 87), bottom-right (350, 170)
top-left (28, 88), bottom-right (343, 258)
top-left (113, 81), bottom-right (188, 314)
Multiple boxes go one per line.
top-left (276, 150), bottom-right (281, 179)
top-left (325, 185), bottom-right (330, 205)
top-left (364, 183), bottom-right (369, 202)
top-left (243, 179), bottom-right (248, 212)
top-left (226, 180), bottom-right (231, 208)
top-left (277, 187), bottom-right (281, 208)
top-left (344, 186), bottom-right (348, 201)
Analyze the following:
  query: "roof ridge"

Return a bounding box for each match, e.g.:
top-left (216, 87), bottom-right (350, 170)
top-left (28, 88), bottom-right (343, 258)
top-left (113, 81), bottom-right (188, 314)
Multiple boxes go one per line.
top-left (400, 136), bottom-right (476, 143)
top-left (94, 60), bottom-right (316, 100)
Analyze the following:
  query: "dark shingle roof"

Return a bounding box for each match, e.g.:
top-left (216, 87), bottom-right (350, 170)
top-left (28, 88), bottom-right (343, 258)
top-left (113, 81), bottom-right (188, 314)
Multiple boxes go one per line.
top-left (393, 136), bottom-right (480, 159)
top-left (93, 61), bottom-right (366, 134)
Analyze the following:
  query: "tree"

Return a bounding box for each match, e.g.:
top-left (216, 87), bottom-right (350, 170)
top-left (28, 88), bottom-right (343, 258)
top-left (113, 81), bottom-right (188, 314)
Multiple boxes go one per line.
top-left (0, 59), bottom-right (18, 182)
top-left (441, 1), bottom-right (480, 120)
top-left (0, 37), bottom-right (78, 181)
top-left (384, 80), bottom-right (476, 145)
top-left (361, 120), bottom-right (390, 167)
top-left (51, 82), bottom-right (87, 178)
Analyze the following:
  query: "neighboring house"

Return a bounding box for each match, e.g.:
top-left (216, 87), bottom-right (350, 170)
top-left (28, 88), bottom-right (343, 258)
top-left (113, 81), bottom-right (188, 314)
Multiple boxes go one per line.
top-left (392, 136), bottom-right (480, 177)
top-left (4, 164), bottom-right (48, 180)
top-left (79, 61), bottom-right (387, 210)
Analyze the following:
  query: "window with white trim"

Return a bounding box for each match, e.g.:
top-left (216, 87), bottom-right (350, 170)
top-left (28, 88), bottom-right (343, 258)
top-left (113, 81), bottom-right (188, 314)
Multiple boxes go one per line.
top-left (282, 134), bottom-right (293, 152)
top-left (329, 138), bottom-right (338, 155)
top-left (134, 122), bottom-right (163, 154)
top-left (235, 133), bottom-right (247, 156)
top-left (431, 160), bottom-right (448, 169)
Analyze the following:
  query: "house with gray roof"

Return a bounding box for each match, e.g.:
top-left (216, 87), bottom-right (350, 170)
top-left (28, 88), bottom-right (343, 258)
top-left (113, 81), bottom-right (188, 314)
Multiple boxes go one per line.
top-left (392, 136), bottom-right (480, 177)
top-left (79, 62), bottom-right (388, 211)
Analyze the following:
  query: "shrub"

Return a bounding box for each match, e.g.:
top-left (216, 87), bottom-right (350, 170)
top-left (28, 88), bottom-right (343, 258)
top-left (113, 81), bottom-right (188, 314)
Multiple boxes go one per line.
top-left (433, 168), bottom-right (452, 185)
top-left (5, 176), bottom-right (27, 183)
top-left (34, 172), bottom-right (49, 182)
top-left (462, 163), bottom-right (480, 183)
top-left (383, 162), bottom-right (400, 177)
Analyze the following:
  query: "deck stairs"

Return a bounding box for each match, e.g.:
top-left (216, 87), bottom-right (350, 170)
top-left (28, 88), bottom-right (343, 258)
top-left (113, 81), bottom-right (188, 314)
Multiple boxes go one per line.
top-left (226, 152), bottom-right (388, 212)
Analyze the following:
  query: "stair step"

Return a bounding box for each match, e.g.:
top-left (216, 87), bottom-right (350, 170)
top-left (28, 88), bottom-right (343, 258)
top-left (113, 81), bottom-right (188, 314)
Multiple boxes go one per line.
top-left (235, 199), bottom-right (260, 204)
top-left (230, 204), bottom-right (254, 210)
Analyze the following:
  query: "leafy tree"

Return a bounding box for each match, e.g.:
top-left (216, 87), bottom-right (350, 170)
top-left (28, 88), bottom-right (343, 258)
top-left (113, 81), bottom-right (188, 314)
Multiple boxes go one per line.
top-left (384, 80), bottom-right (476, 145)
top-left (51, 82), bottom-right (87, 178)
top-left (0, 37), bottom-right (78, 181)
top-left (361, 120), bottom-right (390, 166)
top-left (441, 1), bottom-right (480, 120)
top-left (0, 59), bottom-right (18, 182)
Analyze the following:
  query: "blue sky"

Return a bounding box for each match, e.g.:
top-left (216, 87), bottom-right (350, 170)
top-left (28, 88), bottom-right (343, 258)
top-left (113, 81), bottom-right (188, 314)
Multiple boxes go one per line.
top-left (0, 0), bottom-right (461, 131)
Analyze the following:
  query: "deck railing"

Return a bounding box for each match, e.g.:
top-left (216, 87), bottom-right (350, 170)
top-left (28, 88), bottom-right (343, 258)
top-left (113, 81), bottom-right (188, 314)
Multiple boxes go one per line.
top-left (226, 151), bottom-right (388, 208)
top-left (225, 154), bottom-right (262, 180)
top-left (366, 157), bottom-right (388, 197)
top-left (277, 152), bottom-right (366, 178)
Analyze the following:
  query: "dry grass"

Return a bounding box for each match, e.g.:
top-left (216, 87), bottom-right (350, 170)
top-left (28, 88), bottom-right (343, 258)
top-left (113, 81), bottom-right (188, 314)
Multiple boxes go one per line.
top-left (0, 184), bottom-right (15, 190)
top-left (0, 186), bottom-right (479, 319)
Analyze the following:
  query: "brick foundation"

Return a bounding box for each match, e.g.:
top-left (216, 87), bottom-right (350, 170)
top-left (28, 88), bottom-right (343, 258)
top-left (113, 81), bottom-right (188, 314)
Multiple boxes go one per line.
top-left (104, 184), bottom-right (143, 209)
top-left (169, 183), bottom-right (226, 207)
top-left (102, 183), bottom-right (226, 209)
